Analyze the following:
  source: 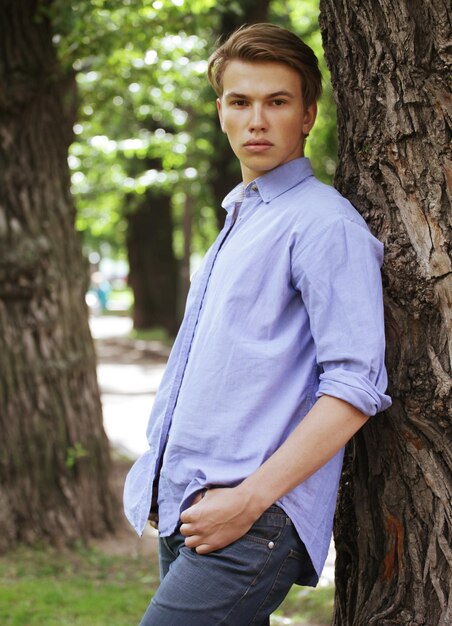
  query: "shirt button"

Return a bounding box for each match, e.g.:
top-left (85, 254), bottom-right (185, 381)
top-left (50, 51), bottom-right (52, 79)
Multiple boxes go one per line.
top-left (251, 184), bottom-right (258, 192)
top-left (267, 541), bottom-right (275, 549)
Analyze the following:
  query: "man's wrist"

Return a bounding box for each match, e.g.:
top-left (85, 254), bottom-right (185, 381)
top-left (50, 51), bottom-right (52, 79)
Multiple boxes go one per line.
top-left (236, 475), bottom-right (275, 519)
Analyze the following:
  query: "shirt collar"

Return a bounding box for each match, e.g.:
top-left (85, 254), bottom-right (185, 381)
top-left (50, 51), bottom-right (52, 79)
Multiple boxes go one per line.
top-left (221, 157), bottom-right (314, 213)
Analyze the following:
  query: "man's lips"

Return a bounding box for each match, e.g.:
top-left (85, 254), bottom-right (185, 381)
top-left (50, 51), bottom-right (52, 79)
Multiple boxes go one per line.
top-left (243, 139), bottom-right (273, 152)
top-left (243, 139), bottom-right (273, 146)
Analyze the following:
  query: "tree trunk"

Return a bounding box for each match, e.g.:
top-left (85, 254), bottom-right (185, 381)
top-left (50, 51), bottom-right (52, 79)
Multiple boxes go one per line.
top-left (127, 192), bottom-right (179, 334)
top-left (319, 1), bottom-right (451, 624)
top-left (0, 0), bottom-right (117, 552)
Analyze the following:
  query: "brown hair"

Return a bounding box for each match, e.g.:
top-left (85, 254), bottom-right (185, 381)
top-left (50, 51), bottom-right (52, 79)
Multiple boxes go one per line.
top-left (207, 23), bottom-right (322, 107)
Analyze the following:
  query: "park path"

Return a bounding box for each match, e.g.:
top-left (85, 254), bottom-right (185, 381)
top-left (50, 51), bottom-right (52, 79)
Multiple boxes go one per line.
top-left (89, 315), bottom-right (335, 587)
top-left (90, 315), bottom-right (169, 459)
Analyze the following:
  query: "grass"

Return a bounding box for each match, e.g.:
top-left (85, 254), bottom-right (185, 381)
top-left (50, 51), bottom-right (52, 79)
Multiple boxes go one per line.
top-left (0, 544), bottom-right (156, 626)
top-left (273, 584), bottom-right (334, 624)
top-left (0, 544), bottom-right (334, 625)
top-left (107, 288), bottom-right (134, 308)
top-left (128, 326), bottom-right (174, 347)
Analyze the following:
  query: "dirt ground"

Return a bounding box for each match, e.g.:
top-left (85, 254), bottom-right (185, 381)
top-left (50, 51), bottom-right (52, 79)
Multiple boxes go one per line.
top-left (90, 326), bottom-right (164, 561)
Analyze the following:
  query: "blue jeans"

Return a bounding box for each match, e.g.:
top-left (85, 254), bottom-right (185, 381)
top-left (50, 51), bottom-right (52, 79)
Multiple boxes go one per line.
top-left (139, 505), bottom-right (316, 625)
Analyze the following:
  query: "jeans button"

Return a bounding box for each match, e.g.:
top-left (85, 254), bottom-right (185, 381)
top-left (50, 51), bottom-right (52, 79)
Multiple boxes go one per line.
top-left (268, 541), bottom-right (275, 549)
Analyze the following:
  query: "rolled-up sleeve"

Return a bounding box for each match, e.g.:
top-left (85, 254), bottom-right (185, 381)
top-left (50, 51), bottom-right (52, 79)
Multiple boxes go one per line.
top-left (292, 217), bottom-right (391, 416)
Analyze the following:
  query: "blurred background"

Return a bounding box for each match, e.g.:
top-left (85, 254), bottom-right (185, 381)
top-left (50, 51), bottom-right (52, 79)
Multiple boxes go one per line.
top-left (1, 1), bottom-right (337, 624)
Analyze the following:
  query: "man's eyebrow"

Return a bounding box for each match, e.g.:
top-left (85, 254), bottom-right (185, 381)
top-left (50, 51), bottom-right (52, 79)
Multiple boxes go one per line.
top-left (267, 90), bottom-right (295, 98)
top-left (223, 92), bottom-right (248, 100)
top-left (224, 90), bottom-right (295, 100)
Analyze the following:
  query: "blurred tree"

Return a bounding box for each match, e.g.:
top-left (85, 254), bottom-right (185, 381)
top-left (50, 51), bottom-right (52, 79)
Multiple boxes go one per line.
top-left (127, 179), bottom-right (179, 332)
top-left (320, 1), bottom-right (451, 623)
top-left (0, 0), bottom-right (116, 551)
top-left (58, 0), bottom-right (219, 330)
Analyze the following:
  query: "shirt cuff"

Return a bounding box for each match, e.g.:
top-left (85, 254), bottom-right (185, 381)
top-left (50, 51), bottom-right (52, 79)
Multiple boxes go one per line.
top-left (316, 369), bottom-right (392, 416)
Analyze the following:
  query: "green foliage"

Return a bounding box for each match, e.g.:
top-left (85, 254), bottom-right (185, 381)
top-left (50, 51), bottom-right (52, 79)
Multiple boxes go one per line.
top-left (49, 0), bottom-right (337, 258)
top-left (66, 442), bottom-right (89, 468)
top-left (51, 0), bottom-right (221, 257)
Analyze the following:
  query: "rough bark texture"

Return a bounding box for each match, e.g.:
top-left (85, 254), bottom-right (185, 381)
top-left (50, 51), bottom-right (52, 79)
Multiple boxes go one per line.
top-left (127, 191), bottom-right (179, 334)
top-left (319, 1), bottom-right (451, 624)
top-left (0, 0), bottom-right (117, 552)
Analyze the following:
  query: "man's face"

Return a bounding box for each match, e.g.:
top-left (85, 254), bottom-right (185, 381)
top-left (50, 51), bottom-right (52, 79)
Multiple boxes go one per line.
top-left (217, 60), bottom-right (317, 186)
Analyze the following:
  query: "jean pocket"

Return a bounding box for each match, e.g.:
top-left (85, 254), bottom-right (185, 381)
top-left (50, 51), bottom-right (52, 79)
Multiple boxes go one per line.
top-left (161, 532), bottom-right (185, 559)
top-left (242, 511), bottom-right (286, 546)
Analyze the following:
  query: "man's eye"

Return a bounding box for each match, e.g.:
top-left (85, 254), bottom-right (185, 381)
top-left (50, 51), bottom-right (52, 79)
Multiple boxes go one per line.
top-left (272, 99), bottom-right (286, 106)
top-left (231, 100), bottom-right (247, 106)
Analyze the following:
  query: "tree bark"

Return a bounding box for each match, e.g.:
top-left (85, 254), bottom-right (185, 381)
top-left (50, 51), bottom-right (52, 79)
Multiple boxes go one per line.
top-left (127, 191), bottom-right (179, 334)
top-left (319, 1), bottom-right (451, 624)
top-left (0, 0), bottom-right (117, 552)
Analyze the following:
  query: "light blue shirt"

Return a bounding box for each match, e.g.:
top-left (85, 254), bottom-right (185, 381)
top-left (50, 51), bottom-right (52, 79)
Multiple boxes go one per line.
top-left (123, 158), bottom-right (391, 580)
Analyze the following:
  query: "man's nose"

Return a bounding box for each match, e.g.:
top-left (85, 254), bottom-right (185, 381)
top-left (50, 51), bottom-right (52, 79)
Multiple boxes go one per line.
top-left (248, 105), bottom-right (268, 132)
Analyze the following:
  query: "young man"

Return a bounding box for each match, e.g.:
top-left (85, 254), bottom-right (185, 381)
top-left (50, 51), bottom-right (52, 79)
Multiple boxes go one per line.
top-left (124, 23), bottom-right (391, 625)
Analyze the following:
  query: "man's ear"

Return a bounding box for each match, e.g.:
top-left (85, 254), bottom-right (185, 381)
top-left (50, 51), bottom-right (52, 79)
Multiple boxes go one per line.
top-left (302, 102), bottom-right (317, 136)
top-left (216, 98), bottom-right (225, 132)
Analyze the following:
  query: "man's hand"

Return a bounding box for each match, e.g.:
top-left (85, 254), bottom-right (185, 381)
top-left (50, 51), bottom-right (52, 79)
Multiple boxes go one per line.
top-left (180, 397), bottom-right (368, 556)
top-left (179, 486), bottom-right (264, 554)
